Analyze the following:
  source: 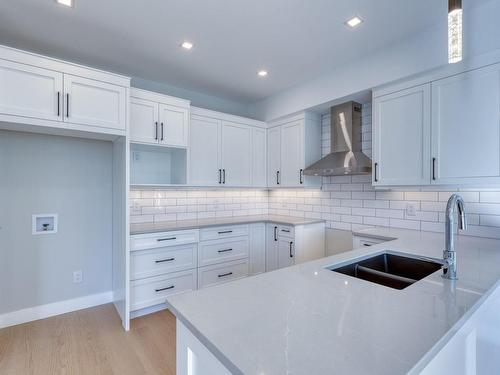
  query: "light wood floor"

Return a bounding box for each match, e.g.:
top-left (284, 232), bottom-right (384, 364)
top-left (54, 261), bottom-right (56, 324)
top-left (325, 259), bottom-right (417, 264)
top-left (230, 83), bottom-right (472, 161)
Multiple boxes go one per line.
top-left (0, 304), bottom-right (176, 375)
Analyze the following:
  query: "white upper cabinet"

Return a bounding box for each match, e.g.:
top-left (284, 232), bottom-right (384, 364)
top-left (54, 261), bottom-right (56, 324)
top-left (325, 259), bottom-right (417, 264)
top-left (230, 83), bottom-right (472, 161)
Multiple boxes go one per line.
top-left (189, 107), bottom-right (266, 187)
top-left (130, 97), bottom-right (158, 144)
top-left (0, 45), bottom-right (129, 136)
top-left (373, 59), bottom-right (500, 187)
top-left (0, 59), bottom-right (63, 122)
top-left (267, 112), bottom-right (321, 188)
top-left (64, 74), bottom-right (126, 131)
top-left (267, 127), bottom-right (281, 187)
top-left (431, 63), bottom-right (500, 185)
top-left (373, 84), bottom-right (431, 186)
top-left (221, 121), bottom-right (252, 186)
top-left (189, 114), bottom-right (221, 186)
top-left (159, 103), bottom-right (189, 147)
top-left (280, 120), bottom-right (305, 187)
top-left (130, 89), bottom-right (190, 147)
top-left (252, 127), bottom-right (267, 187)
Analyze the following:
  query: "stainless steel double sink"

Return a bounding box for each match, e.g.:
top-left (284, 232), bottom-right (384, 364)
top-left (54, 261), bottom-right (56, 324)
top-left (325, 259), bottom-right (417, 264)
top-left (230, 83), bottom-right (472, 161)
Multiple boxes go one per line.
top-left (327, 251), bottom-right (445, 290)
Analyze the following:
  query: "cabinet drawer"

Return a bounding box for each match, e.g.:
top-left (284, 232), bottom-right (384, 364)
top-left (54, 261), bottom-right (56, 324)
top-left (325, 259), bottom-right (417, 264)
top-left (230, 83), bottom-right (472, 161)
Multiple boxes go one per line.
top-left (200, 225), bottom-right (249, 241)
top-left (278, 225), bottom-right (294, 238)
top-left (130, 269), bottom-right (197, 311)
top-left (352, 235), bottom-right (388, 249)
top-left (198, 259), bottom-right (249, 289)
top-left (131, 229), bottom-right (199, 251)
top-left (130, 243), bottom-right (197, 280)
top-left (198, 237), bottom-right (248, 267)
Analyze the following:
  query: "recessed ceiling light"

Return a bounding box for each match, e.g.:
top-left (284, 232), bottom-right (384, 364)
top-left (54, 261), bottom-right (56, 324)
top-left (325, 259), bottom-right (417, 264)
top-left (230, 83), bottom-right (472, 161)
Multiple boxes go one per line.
top-left (56, 0), bottom-right (73, 7)
top-left (345, 16), bottom-right (363, 28)
top-left (257, 70), bottom-right (268, 77)
top-left (181, 41), bottom-right (194, 50)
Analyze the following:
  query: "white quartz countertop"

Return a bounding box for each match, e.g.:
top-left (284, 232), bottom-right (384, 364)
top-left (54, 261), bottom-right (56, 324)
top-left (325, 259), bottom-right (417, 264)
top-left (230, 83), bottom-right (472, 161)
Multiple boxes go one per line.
top-left (166, 228), bottom-right (500, 375)
top-left (130, 214), bottom-right (324, 235)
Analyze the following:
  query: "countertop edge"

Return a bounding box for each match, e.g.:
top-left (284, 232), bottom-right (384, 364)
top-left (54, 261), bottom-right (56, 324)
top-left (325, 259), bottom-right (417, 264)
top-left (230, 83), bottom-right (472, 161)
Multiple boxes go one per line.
top-left (130, 216), bottom-right (325, 235)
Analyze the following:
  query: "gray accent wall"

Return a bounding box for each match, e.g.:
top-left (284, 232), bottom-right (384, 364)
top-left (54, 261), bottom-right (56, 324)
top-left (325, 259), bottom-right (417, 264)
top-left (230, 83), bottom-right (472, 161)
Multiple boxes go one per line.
top-left (0, 130), bottom-right (112, 314)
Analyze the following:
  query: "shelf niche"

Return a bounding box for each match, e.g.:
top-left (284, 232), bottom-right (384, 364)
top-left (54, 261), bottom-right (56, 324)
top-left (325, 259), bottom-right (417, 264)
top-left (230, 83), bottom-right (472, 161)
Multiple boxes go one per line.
top-left (130, 143), bottom-right (187, 186)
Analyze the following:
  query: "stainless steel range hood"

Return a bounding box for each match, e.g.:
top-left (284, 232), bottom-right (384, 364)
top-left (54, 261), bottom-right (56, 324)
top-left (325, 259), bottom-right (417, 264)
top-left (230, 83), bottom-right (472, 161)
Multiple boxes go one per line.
top-left (303, 101), bottom-right (372, 176)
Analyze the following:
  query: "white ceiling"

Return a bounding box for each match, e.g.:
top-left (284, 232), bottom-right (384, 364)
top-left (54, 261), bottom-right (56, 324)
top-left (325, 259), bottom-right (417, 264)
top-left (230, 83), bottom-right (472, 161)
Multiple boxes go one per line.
top-left (0, 0), bottom-right (487, 103)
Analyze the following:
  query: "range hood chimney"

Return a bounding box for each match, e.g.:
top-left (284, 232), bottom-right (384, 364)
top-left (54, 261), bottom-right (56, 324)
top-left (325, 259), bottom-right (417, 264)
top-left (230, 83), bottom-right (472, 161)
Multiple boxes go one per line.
top-left (303, 101), bottom-right (372, 176)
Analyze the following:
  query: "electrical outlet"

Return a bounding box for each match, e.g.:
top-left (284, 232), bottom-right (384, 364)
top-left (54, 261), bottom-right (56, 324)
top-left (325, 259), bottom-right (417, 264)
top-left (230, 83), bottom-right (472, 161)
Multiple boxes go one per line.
top-left (133, 151), bottom-right (140, 161)
top-left (406, 203), bottom-right (417, 217)
top-left (73, 270), bottom-right (83, 284)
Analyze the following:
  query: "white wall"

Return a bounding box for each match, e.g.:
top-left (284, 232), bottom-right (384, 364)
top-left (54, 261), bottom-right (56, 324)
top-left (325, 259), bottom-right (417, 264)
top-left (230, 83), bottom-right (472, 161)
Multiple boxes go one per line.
top-left (0, 130), bottom-right (113, 314)
top-left (253, 0), bottom-right (500, 121)
top-left (132, 77), bottom-right (257, 119)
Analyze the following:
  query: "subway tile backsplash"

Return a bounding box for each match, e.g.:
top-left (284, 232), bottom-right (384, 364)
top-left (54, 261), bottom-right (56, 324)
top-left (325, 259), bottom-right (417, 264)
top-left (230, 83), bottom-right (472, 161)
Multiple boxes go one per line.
top-left (131, 103), bottom-right (500, 239)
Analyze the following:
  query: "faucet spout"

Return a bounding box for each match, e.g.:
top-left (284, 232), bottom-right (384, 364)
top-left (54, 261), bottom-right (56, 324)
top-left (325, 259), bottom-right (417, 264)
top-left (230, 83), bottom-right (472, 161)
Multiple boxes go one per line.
top-left (443, 194), bottom-right (467, 280)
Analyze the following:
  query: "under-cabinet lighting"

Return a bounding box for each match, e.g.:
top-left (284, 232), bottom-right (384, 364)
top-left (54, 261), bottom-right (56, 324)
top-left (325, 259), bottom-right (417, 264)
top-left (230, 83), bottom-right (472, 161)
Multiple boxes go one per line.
top-left (181, 41), bottom-right (194, 50)
top-left (258, 70), bottom-right (268, 77)
top-left (448, 0), bottom-right (463, 63)
top-left (345, 16), bottom-right (363, 28)
top-left (56, 0), bottom-right (73, 7)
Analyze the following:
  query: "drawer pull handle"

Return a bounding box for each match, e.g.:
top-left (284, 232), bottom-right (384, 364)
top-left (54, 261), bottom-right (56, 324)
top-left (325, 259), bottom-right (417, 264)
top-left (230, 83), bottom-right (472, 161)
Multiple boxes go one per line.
top-left (155, 257), bottom-right (175, 263)
top-left (218, 248), bottom-right (233, 253)
top-left (157, 237), bottom-right (177, 241)
top-left (218, 230), bottom-right (233, 234)
top-left (281, 229), bottom-right (290, 233)
top-left (218, 272), bottom-right (233, 278)
top-left (155, 285), bottom-right (174, 292)
top-left (363, 244), bottom-right (371, 247)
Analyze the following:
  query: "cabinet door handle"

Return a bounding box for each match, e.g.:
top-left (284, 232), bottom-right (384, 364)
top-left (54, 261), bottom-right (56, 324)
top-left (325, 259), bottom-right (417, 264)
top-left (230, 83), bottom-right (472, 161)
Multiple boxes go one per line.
top-left (161, 122), bottom-right (164, 141)
top-left (155, 285), bottom-right (174, 292)
top-left (218, 248), bottom-right (233, 253)
top-left (274, 226), bottom-right (278, 241)
top-left (218, 272), bottom-right (233, 278)
top-left (289, 242), bottom-right (294, 258)
top-left (157, 237), bottom-right (176, 242)
top-left (66, 93), bottom-right (69, 117)
top-left (374, 162), bottom-right (378, 182)
top-left (432, 158), bottom-right (436, 180)
top-left (155, 257), bottom-right (175, 263)
top-left (299, 169), bottom-right (304, 184)
top-left (57, 92), bottom-right (60, 116)
top-left (218, 169), bottom-right (222, 184)
top-left (222, 169), bottom-right (226, 184)
top-left (276, 171), bottom-right (280, 185)
top-left (218, 230), bottom-right (233, 234)
top-left (155, 122), bottom-right (158, 140)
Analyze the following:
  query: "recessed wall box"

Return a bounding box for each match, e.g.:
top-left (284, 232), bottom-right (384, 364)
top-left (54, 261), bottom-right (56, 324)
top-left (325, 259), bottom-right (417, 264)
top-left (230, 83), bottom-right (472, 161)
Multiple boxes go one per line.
top-left (32, 214), bottom-right (58, 235)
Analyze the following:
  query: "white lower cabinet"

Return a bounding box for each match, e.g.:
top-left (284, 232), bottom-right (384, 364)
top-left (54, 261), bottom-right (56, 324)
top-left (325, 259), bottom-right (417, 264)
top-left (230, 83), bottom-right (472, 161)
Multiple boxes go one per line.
top-left (129, 221), bottom-right (325, 316)
top-left (198, 236), bottom-right (249, 267)
top-left (249, 223), bottom-right (266, 275)
top-left (265, 221), bottom-right (325, 272)
top-left (130, 269), bottom-right (197, 312)
top-left (197, 259), bottom-right (249, 289)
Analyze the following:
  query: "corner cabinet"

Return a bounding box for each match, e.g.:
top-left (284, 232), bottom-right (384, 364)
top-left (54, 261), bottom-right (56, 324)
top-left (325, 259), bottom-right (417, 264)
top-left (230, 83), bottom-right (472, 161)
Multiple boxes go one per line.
top-left (373, 61), bottom-right (500, 187)
top-left (130, 88), bottom-right (189, 148)
top-left (0, 45), bottom-right (129, 136)
top-left (189, 107), bottom-right (266, 187)
top-left (372, 84), bottom-right (431, 186)
top-left (266, 112), bottom-right (322, 188)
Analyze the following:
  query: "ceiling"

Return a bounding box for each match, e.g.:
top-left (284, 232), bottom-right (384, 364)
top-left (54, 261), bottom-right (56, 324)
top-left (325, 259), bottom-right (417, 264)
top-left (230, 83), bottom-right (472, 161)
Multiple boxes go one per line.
top-left (0, 0), bottom-right (486, 103)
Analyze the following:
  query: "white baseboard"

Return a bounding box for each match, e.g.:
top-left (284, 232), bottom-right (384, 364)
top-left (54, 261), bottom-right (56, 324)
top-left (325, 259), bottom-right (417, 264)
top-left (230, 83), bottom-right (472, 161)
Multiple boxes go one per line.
top-left (130, 303), bottom-right (168, 319)
top-left (0, 291), bottom-right (113, 330)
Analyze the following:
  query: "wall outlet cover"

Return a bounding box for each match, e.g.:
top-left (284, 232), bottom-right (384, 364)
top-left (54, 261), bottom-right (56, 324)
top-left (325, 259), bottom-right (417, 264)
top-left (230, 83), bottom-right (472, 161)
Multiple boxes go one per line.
top-left (73, 270), bottom-right (83, 284)
top-left (406, 203), bottom-right (417, 217)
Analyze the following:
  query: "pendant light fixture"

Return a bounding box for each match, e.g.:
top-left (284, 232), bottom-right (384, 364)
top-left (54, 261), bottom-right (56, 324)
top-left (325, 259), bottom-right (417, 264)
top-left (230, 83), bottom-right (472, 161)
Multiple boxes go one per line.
top-left (448, 0), bottom-right (463, 64)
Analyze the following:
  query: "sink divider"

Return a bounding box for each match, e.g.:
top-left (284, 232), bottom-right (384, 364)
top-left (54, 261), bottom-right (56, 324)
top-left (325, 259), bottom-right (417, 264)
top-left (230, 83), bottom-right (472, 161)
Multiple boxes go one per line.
top-left (354, 264), bottom-right (418, 284)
